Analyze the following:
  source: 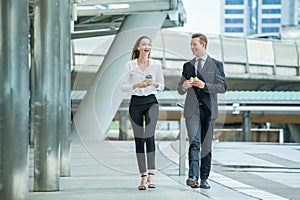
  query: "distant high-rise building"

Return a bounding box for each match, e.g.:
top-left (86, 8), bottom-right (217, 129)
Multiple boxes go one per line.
top-left (298, 0), bottom-right (300, 24)
top-left (221, 0), bottom-right (299, 37)
top-left (282, 0), bottom-right (298, 25)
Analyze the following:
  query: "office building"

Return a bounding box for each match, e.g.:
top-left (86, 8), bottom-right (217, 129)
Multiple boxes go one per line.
top-left (221, 0), bottom-right (299, 37)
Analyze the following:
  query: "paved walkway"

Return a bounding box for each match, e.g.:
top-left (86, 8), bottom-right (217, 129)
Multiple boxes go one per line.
top-left (26, 132), bottom-right (300, 200)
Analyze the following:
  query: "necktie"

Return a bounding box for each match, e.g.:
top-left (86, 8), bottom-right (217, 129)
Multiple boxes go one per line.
top-left (197, 58), bottom-right (203, 73)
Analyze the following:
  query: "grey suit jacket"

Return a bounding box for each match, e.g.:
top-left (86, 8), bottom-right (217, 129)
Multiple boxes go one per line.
top-left (177, 56), bottom-right (227, 119)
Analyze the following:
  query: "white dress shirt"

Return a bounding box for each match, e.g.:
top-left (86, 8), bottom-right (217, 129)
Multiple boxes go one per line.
top-left (121, 58), bottom-right (165, 96)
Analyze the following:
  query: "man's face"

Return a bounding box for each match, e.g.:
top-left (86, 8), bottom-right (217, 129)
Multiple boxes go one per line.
top-left (191, 37), bottom-right (206, 57)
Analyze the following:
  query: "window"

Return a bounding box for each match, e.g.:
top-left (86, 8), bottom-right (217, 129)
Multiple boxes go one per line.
top-left (262, 9), bottom-right (281, 14)
top-left (225, 0), bottom-right (244, 5)
top-left (262, 27), bottom-right (280, 33)
top-left (262, 0), bottom-right (281, 4)
top-left (225, 9), bottom-right (244, 14)
top-left (225, 27), bottom-right (243, 32)
top-left (262, 18), bottom-right (281, 23)
top-left (225, 18), bottom-right (244, 24)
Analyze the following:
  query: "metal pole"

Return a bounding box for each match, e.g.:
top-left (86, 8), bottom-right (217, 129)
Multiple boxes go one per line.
top-left (242, 111), bottom-right (251, 142)
top-left (118, 110), bottom-right (128, 140)
top-left (0, 0), bottom-right (30, 199)
top-left (29, 18), bottom-right (35, 148)
top-left (179, 114), bottom-right (186, 176)
top-left (32, 0), bottom-right (61, 191)
top-left (59, 0), bottom-right (72, 177)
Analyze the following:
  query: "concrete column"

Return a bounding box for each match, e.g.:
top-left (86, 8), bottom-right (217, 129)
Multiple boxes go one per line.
top-left (73, 12), bottom-right (167, 150)
top-left (32, 0), bottom-right (61, 191)
top-left (59, 0), bottom-right (71, 177)
top-left (242, 111), bottom-right (251, 142)
top-left (118, 111), bottom-right (128, 140)
top-left (0, 0), bottom-right (30, 199)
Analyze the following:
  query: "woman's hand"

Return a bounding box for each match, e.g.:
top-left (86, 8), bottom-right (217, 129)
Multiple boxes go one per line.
top-left (144, 78), bottom-right (160, 88)
top-left (149, 81), bottom-right (159, 88)
top-left (133, 80), bottom-right (151, 89)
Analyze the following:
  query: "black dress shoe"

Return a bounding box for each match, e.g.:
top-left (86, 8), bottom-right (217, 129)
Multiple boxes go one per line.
top-left (186, 177), bottom-right (200, 188)
top-left (200, 179), bottom-right (210, 189)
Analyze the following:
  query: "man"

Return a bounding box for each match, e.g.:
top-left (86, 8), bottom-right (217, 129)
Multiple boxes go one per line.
top-left (177, 33), bottom-right (226, 189)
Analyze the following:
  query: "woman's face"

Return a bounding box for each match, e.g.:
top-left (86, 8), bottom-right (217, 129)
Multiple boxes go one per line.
top-left (137, 38), bottom-right (151, 58)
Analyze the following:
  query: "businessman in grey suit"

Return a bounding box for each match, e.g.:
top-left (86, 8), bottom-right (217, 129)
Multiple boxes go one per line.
top-left (177, 33), bottom-right (226, 189)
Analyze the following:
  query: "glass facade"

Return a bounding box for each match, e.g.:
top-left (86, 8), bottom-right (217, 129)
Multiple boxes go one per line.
top-left (222, 0), bottom-right (287, 36)
top-left (222, 0), bottom-right (246, 36)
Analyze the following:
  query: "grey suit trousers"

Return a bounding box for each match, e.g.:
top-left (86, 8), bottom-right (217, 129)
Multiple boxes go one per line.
top-left (185, 105), bottom-right (215, 180)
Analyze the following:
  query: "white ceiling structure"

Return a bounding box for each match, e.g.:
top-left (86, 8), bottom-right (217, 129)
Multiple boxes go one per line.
top-left (72, 0), bottom-right (186, 38)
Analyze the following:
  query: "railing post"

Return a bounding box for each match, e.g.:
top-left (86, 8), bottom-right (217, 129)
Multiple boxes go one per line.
top-left (242, 111), bottom-right (251, 142)
top-left (118, 110), bottom-right (128, 140)
top-left (179, 108), bottom-right (186, 176)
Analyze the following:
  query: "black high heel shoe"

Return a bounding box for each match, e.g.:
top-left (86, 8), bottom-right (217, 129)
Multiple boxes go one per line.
top-left (138, 174), bottom-right (147, 190)
top-left (147, 173), bottom-right (156, 188)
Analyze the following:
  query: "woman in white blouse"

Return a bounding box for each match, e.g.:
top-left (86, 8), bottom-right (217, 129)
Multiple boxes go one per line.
top-left (121, 35), bottom-right (164, 190)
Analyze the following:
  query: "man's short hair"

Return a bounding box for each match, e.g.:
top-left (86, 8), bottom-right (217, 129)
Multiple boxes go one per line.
top-left (192, 33), bottom-right (208, 48)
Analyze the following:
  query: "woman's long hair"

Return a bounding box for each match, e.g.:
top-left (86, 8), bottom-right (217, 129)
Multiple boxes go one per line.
top-left (131, 35), bottom-right (151, 60)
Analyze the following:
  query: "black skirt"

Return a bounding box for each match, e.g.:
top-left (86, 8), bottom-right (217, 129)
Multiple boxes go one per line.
top-left (130, 94), bottom-right (158, 106)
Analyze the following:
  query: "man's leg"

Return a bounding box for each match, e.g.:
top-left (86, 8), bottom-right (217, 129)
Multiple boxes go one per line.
top-left (200, 117), bottom-right (215, 189)
top-left (200, 119), bottom-right (214, 180)
top-left (185, 109), bottom-right (201, 187)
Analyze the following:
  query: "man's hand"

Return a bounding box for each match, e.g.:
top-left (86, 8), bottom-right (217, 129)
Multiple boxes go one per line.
top-left (182, 79), bottom-right (193, 91)
top-left (192, 79), bottom-right (205, 89)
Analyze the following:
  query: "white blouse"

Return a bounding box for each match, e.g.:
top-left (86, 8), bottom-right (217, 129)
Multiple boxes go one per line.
top-left (121, 58), bottom-right (165, 96)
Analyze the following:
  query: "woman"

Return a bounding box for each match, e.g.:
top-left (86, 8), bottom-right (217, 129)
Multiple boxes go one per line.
top-left (121, 36), bottom-right (164, 190)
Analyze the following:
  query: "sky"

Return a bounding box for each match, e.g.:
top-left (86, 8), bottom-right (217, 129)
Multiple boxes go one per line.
top-left (172, 0), bottom-right (221, 35)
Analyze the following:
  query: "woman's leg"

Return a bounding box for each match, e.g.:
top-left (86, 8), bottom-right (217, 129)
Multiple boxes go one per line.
top-left (134, 137), bottom-right (147, 173)
top-left (145, 103), bottom-right (158, 169)
top-left (145, 103), bottom-right (159, 187)
top-left (145, 136), bottom-right (156, 188)
top-left (130, 105), bottom-right (148, 189)
top-left (129, 104), bottom-right (146, 173)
